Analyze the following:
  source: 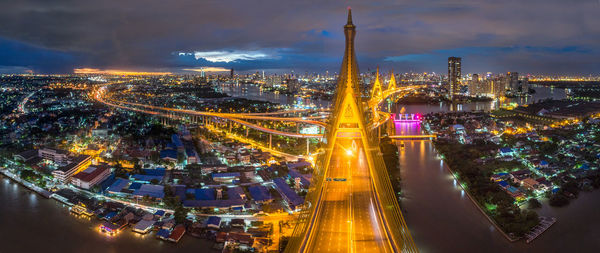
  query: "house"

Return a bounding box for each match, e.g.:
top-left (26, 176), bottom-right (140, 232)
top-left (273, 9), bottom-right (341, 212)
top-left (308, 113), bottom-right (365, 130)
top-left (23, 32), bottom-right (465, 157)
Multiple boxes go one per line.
top-left (212, 172), bottom-right (241, 183)
top-left (131, 174), bottom-right (163, 184)
top-left (14, 149), bottom-right (39, 162)
top-left (205, 216), bottom-right (221, 229)
top-left (168, 225), bottom-right (186, 242)
top-left (249, 185), bottom-right (273, 204)
top-left (133, 184), bottom-right (165, 200)
top-left (497, 180), bottom-right (510, 189)
top-left (186, 148), bottom-right (199, 164)
top-left (491, 173), bottom-right (509, 182)
top-left (536, 177), bottom-right (552, 191)
top-left (160, 149), bottom-right (178, 162)
top-left (451, 124), bottom-right (465, 133)
top-left (106, 178), bottom-right (131, 195)
top-left (510, 170), bottom-right (530, 183)
top-left (228, 187), bottom-right (246, 200)
top-left (274, 177), bottom-right (304, 210)
top-left (230, 218), bottom-right (245, 228)
top-left (238, 150), bottom-right (251, 164)
top-left (521, 178), bottom-right (540, 190)
top-left (156, 229), bottom-right (171, 240)
top-left (498, 147), bottom-right (514, 157)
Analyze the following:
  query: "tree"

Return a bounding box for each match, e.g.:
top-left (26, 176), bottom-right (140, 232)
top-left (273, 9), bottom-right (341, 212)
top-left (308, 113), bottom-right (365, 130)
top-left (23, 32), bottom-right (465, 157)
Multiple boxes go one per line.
top-left (133, 158), bottom-right (142, 174)
top-left (549, 194), bottom-right (569, 207)
top-left (177, 152), bottom-right (186, 164)
top-left (528, 198), bottom-right (542, 209)
top-left (174, 203), bottom-right (188, 224)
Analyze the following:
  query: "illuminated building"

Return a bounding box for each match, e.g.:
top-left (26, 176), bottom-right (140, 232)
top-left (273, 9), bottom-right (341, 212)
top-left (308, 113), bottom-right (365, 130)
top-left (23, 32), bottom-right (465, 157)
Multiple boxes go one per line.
top-left (287, 78), bottom-right (300, 93)
top-left (51, 154), bottom-right (92, 183)
top-left (507, 72), bottom-right (519, 91)
top-left (39, 147), bottom-right (69, 164)
top-left (71, 165), bottom-right (111, 189)
top-left (448, 56), bottom-right (462, 100)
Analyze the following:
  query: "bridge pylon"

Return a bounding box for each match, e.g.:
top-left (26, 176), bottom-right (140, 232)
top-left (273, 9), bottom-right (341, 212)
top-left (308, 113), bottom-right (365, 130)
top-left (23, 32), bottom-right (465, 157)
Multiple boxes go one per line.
top-left (285, 8), bottom-right (417, 253)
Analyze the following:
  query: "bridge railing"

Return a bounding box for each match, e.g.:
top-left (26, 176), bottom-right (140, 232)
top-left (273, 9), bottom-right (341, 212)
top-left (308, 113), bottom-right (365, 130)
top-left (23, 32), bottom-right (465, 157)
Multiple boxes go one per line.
top-left (367, 147), bottom-right (419, 252)
top-left (284, 148), bottom-right (330, 252)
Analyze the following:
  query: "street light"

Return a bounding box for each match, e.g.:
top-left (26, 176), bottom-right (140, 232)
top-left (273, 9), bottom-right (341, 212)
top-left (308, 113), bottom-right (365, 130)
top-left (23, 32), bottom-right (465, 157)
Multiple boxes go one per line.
top-left (345, 149), bottom-right (353, 156)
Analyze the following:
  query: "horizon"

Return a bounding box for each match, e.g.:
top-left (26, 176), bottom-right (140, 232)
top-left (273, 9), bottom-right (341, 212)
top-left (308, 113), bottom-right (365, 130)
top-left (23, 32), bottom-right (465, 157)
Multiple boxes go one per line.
top-left (1, 1), bottom-right (600, 75)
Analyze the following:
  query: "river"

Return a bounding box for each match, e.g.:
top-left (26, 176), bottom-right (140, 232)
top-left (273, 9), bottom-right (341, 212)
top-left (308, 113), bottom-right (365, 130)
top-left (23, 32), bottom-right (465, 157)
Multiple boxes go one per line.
top-left (395, 104), bottom-right (600, 253)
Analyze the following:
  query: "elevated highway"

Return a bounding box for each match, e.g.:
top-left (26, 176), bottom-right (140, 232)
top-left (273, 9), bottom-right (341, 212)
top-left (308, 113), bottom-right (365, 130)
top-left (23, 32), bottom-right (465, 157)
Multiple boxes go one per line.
top-left (93, 88), bottom-right (326, 138)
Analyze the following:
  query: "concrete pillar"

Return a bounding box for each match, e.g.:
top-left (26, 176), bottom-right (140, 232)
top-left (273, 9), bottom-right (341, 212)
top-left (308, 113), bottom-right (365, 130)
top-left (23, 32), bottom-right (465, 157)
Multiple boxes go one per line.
top-left (269, 134), bottom-right (272, 149)
top-left (306, 138), bottom-right (310, 155)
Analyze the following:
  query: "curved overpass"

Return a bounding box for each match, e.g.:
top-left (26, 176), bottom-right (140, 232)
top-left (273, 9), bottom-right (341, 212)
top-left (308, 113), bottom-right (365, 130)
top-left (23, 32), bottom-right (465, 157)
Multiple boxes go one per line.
top-left (93, 89), bottom-right (326, 138)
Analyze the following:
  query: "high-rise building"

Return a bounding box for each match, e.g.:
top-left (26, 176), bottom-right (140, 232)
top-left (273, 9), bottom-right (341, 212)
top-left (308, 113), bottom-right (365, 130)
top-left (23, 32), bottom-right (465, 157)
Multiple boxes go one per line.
top-left (230, 68), bottom-right (234, 78)
top-left (448, 57), bottom-right (462, 100)
top-left (266, 75), bottom-right (282, 88)
top-left (286, 78), bottom-right (300, 94)
top-left (507, 72), bottom-right (519, 91)
top-left (521, 77), bottom-right (529, 94)
top-left (468, 74), bottom-right (481, 96)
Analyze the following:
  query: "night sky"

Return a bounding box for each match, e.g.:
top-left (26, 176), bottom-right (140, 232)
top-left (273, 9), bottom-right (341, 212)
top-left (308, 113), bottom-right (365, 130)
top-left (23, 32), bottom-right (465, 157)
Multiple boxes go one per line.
top-left (1, 0), bottom-right (599, 75)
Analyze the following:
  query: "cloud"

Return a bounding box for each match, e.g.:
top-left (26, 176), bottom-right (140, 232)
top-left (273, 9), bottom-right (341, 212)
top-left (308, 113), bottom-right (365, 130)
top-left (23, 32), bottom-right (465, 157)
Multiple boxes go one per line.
top-left (179, 50), bottom-right (274, 63)
top-left (0, 0), bottom-right (599, 74)
top-left (182, 67), bottom-right (230, 72)
top-left (0, 66), bottom-right (33, 74)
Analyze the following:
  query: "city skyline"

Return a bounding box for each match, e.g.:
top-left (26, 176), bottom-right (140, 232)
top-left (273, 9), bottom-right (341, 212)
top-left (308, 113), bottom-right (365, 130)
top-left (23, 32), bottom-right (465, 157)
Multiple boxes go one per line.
top-left (2, 0), bottom-right (600, 75)
top-left (3, 5), bottom-right (600, 253)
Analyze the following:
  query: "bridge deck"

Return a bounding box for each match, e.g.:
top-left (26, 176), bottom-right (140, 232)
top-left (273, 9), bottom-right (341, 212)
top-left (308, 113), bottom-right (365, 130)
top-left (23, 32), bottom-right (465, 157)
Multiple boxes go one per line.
top-left (305, 140), bottom-right (392, 253)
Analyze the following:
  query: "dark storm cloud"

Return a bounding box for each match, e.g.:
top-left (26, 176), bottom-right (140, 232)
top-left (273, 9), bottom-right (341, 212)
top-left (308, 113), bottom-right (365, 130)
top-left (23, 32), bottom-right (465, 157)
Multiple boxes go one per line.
top-left (0, 0), bottom-right (599, 74)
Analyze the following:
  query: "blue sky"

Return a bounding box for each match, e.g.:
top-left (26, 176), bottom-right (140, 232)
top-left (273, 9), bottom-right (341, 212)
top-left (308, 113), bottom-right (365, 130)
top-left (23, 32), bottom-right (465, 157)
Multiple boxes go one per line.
top-left (1, 0), bottom-right (599, 75)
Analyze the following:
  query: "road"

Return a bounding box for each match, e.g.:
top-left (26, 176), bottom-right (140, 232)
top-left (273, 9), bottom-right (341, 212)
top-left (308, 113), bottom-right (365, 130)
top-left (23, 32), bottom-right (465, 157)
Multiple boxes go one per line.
top-left (305, 139), bottom-right (392, 253)
top-left (17, 90), bottom-right (36, 115)
top-left (92, 87), bottom-right (325, 138)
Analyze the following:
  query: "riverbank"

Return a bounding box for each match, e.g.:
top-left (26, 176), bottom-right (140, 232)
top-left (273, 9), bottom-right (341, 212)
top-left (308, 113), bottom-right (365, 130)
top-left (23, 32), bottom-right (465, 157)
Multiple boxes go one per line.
top-left (436, 154), bottom-right (519, 242)
top-left (0, 168), bottom-right (52, 198)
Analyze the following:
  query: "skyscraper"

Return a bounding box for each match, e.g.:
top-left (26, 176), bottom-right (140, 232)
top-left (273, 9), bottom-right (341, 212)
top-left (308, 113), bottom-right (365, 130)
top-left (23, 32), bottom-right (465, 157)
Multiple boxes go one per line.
top-left (286, 78), bottom-right (300, 94)
top-left (468, 73), bottom-right (480, 96)
top-left (448, 57), bottom-right (461, 100)
top-left (230, 68), bottom-right (234, 79)
top-left (507, 72), bottom-right (519, 91)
